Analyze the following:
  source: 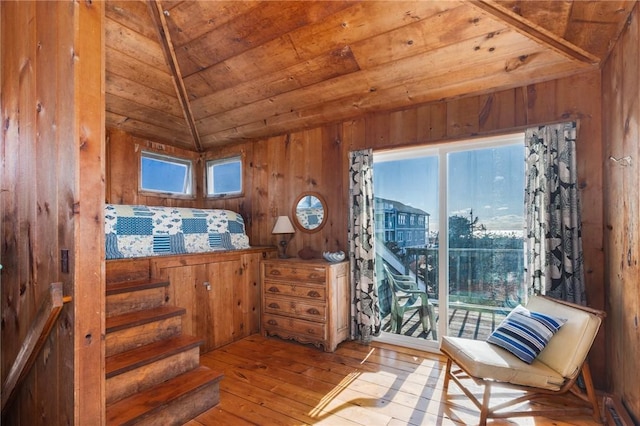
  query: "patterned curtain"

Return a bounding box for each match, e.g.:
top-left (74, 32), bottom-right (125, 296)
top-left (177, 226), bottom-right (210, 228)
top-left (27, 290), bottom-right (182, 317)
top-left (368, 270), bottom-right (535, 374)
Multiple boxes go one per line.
top-left (348, 149), bottom-right (381, 342)
top-left (524, 122), bottom-right (586, 305)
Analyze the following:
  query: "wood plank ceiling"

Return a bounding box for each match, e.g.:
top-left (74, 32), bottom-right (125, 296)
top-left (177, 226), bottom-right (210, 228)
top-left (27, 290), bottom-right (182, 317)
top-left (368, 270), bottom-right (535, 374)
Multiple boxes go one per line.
top-left (105, 0), bottom-right (636, 152)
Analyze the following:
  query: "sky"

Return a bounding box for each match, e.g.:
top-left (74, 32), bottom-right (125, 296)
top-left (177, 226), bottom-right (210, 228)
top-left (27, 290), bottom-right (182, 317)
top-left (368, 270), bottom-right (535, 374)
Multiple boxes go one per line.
top-left (141, 156), bottom-right (242, 196)
top-left (141, 156), bottom-right (189, 193)
top-left (373, 142), bottom-right (525, 234)
top-left (210, 161), bottom-right (241, 194)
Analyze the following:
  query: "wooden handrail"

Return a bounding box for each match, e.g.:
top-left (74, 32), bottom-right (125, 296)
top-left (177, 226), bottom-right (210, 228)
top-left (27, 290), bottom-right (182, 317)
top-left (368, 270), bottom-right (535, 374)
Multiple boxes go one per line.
top-left (1, 282), bottom-right (72, 414)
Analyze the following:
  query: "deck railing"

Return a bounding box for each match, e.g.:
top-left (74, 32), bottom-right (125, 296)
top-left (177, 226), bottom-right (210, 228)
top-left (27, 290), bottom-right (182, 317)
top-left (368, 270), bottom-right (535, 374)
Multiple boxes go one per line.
top-left (379, 246), bottom-right (525, 339)
top-left (401, 246), bottom-right (525, 305)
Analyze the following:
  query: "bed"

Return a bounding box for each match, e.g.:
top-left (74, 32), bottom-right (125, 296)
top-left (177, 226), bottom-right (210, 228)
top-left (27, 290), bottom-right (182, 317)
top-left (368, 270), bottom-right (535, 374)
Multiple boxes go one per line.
top-left (105, 204), bottom-right (251, 259)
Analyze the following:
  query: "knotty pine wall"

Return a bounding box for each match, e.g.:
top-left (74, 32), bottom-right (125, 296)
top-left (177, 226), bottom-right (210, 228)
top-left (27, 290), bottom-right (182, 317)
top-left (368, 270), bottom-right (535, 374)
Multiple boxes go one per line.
top-left (107, 128), bottom-right (201, 206)
top-left (348, 71), bottom-right (606, 391)
top-left (1, 1), bottom-right (104, 424)
top-left (107, 71), bottom-right (606, 388)
top-left (603, 2), bottom-right (640, 422)
top-left (107, 125), bottom-right (348, 256)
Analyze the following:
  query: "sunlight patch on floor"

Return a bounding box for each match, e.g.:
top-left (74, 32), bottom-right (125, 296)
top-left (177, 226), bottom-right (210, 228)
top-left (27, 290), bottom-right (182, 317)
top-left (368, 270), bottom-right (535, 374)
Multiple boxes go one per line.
top-left (360, 347), bottom-right (376, 364)
top-left (308, 371), bottom-right (361, 417)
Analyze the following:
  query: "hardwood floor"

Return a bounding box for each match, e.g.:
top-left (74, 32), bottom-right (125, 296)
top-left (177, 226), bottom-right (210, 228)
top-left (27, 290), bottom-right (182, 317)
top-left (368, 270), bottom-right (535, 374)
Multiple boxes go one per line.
top-left (187, 334), bottom-right (601, 426)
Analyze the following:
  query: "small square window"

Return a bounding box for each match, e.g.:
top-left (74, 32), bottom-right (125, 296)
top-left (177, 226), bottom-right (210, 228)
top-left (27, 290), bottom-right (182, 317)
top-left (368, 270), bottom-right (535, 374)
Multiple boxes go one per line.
top-left (140, 151), bottom-right (193, 196)
top-left (206, 156), bottom-right (242, 197)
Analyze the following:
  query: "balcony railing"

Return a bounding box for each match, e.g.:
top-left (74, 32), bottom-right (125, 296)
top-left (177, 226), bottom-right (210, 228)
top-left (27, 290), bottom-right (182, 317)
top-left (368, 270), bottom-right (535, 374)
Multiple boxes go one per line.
top-left (401, 246), bottom-right (525, 304)
top-left (379, 246), bottom-right (524, 340)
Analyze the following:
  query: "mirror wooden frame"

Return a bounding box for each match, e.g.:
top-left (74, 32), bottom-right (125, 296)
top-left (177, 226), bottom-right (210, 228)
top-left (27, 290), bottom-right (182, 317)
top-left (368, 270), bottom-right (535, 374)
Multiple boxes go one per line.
top-left (292, 191), bottom-right (328, 233)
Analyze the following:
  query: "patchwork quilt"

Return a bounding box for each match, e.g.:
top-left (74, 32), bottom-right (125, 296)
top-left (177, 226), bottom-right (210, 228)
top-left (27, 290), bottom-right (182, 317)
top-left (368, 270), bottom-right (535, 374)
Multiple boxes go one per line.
top-left (105, 204), bottom-right (250, 259)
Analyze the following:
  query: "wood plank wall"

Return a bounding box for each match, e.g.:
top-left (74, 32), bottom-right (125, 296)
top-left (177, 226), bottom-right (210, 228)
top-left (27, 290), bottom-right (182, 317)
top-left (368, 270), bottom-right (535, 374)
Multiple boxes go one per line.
top-left (107, 70), bottom-right (606, 388)
top-left (346, 71), bottom-right (606, 390)
top-left (107, 125), bottom-right (347, 256)
top-left (602, 3), bottom-right (640, 422)
top-left (0, 1), bottom-right (104, 424)
top-left (106, 128), bottom-right (201, 206)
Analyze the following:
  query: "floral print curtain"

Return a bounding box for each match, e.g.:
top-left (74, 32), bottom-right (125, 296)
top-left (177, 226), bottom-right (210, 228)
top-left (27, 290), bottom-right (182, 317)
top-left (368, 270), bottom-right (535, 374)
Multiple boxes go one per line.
top-left (524, 122), bottom-right (586, 305)
top-left (348, 149), bottom-right (381, 342)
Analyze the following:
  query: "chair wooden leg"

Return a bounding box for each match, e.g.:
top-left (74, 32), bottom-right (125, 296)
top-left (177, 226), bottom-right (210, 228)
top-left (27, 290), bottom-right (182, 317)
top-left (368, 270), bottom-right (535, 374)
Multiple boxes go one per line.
top-left (581, 361), bottom-right (603, 423)
top-left (479, 381), bottom-right (491, 426)
top-left (443, 357), bottom-right (452, 392)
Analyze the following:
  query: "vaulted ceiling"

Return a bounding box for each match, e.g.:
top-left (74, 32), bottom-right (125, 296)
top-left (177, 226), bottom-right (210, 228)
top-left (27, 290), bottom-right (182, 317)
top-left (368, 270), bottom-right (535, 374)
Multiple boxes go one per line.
top-left (105, 0), bottom-right (636, 152)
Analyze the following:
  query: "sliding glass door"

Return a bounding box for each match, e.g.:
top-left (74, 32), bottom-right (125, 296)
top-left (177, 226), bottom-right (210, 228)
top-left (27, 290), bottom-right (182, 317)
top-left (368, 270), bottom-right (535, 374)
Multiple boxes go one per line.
top-left (373, 134), bottom-right (526, 351)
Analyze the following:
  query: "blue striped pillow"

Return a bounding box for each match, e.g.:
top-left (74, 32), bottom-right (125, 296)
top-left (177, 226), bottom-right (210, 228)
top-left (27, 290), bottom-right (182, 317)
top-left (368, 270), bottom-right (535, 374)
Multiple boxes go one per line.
top-left (487, 307), bottom-right (567, 364)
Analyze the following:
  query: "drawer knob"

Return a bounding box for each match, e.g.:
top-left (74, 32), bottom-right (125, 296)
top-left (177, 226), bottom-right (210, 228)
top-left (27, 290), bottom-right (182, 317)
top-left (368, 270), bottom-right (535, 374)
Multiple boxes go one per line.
top-left (268, 303), bottom-right (280, 309)
top-left (269, 270), bottom-right (282, 276)
top-left (307, 308), bottom-right (320, 315)
top-left (268, 286), bottom-right (280, 293)
top-left (307, 290), bottom-right (321, 298)
top-left (306, 329), bottom-right (316, 335)
top-left (268, 319), bottom-right (278, 326)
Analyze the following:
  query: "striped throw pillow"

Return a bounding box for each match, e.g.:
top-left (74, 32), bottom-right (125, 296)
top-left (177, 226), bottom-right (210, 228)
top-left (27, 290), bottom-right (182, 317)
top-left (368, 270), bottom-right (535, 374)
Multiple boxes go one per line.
top-left (487, 306), bottom-right (567, 364)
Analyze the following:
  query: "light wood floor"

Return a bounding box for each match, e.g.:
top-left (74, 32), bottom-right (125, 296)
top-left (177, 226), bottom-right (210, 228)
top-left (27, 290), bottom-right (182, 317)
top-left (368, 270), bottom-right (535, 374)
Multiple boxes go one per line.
top-left (187, 334), bottom-right (601, 426)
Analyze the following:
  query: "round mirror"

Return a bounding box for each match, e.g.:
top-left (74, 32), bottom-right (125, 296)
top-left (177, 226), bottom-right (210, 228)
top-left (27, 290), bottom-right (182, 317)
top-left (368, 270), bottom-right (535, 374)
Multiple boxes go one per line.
top-left (292, 192), bottom-right (327, 233)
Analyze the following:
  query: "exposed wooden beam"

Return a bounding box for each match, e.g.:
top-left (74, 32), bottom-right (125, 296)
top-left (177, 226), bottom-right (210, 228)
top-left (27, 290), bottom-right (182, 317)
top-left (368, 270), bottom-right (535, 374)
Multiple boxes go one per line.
top-left (470, 0), bottom-right (600, 65)
top-left (147, 0), bottom-right (203, 152)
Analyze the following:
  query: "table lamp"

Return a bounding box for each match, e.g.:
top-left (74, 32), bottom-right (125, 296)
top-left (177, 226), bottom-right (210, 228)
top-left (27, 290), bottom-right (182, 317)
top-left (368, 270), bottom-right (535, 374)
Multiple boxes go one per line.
top-left (272, 216), bottom-right (295, 258)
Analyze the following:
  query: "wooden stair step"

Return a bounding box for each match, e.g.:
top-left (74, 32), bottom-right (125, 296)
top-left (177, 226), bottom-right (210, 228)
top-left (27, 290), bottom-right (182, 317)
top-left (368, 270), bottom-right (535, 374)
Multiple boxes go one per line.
top-left (106, 306), bottom-right (185, 334)
top-left (106, 278), bottom-right (170, 296)
top-left (106, 335), bottom-right (204, 404)
top-left (105, 306), bottom-right (186, 356)
top-left (106, 334), bottom-right (203, 378)
top-left (106, 279), bottom-right (170, 318)
top-left (106, 366), bottom-right (223, 426)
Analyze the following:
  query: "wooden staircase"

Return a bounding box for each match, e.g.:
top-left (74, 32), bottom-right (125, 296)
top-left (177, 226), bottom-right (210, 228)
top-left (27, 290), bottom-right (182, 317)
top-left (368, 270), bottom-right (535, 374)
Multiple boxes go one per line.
top-left (105, 278), bottom-right (222, 425)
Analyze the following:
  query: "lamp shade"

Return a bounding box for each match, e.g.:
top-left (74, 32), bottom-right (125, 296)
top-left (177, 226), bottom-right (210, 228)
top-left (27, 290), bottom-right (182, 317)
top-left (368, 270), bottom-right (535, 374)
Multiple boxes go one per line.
top-left (272, 216), bottom-right (295, 234)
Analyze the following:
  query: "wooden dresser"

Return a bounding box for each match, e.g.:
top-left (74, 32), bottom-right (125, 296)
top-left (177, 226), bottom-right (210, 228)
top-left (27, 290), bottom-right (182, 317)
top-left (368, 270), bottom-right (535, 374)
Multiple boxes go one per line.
top-left (261, 258), bottom-right (350, 352)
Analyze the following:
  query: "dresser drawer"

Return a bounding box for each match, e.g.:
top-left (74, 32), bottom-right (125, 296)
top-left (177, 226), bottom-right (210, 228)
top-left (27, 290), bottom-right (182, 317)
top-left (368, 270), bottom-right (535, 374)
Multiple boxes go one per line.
top-left (263, 313), bottom-right (326, 339)
top-left (263, 263), bottom-right (326, 283)
top-left (261, 258), bottom-right (349, 352)
top-left (264, 295), bottom-right (327, 322)
top-left (263, 280), bottom-right (326, 300)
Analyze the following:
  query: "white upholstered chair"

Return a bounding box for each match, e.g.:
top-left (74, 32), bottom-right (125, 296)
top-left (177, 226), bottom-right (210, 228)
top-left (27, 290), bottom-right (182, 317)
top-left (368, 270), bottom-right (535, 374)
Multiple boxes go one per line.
top-left (440, 295), bottom-right (605, 425)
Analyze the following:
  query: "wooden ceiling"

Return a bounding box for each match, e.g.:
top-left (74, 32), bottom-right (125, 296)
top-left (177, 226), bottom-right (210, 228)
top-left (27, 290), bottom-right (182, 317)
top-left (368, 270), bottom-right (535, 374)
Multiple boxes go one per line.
top-left (105, 1), bottom-right (636, 152)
